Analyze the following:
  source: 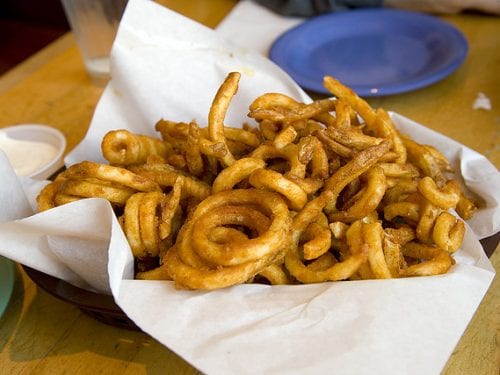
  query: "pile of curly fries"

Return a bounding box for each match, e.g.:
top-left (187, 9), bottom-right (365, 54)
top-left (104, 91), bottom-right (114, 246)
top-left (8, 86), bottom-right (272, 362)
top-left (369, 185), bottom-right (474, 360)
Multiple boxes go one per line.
top-left (37, 72), bottom-right (477, 290)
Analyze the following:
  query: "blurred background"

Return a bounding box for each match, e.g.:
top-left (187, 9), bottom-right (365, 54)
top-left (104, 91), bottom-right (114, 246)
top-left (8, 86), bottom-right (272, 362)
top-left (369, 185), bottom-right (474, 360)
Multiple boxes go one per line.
top-left (0, 0), bottom-right (69, 75)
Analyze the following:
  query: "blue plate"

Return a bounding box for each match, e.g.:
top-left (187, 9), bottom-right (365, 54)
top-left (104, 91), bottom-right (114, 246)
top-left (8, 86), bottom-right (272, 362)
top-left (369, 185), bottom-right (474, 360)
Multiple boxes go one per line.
top-left (0, 256), bottom-right (15, 318)
top-left (269, 9), bottom-right (468, 97)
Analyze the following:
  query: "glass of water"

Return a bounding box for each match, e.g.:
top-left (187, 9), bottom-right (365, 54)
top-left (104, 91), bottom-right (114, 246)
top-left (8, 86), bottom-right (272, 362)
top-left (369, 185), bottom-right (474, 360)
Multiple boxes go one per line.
top-left (61, 0), bottom-right (128, 86)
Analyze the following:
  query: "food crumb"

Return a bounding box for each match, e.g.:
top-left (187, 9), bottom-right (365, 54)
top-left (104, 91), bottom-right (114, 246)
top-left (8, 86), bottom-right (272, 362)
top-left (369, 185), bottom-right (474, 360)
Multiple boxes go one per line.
top-left (472, 92), bottom-right (492, 110)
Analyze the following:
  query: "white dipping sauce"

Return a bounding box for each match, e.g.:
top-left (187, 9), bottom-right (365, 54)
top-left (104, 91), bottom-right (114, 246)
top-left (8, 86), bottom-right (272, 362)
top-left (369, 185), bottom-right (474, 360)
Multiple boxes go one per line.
top-left (0, 130), bottom-right (59, 176)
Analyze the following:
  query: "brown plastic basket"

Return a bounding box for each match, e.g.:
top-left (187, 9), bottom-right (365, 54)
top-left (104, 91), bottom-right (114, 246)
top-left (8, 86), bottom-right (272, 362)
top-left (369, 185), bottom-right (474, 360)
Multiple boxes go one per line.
top-left (22, 265), bottom-right (141, 331)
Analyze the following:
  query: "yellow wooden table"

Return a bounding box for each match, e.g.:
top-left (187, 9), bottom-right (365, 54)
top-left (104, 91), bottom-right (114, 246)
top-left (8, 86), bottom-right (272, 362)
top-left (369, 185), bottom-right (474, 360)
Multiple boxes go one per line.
top-left (0, 1), bottom-right (498, 374)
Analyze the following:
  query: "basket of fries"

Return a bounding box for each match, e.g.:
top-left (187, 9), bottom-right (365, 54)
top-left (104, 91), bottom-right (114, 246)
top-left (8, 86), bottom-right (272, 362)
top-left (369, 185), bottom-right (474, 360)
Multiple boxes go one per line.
top-left (38, 72), bottom-right (479, 288)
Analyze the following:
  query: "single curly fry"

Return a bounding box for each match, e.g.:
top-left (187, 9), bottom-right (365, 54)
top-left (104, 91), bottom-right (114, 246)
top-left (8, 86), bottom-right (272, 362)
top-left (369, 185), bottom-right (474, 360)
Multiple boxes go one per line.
top-left (273, 125), bottom-right (297, 149)
top-left (382, 236), bottom-right (403, 278)
top-left (59, 179), bottom-right (136, 205)
top-left (208, 72), bottom-right (240, 167)
top-left (101, 129), bottom-right (172, 166)
top-left (155, 119), bottom-right (189, 140)
top-left (159, 177), bottom-right (182, 240)
top-left (37, 174), bottom-right (68, 211)
top-left (362, 221), bottom-right (392, 279)
top-left (401, 135), bottom-right (444, 183)
top-left (423, 144), bottom-right (452, 172)
top-left (285, 243), bottom-right (367, 283)
top-left (223, 127), bottom-right (261, 148)
top-left (249, 98), bottom-right (335, 123)
top-left (212, 157), bottom-right (266, 193)
top-left (284, 175), bottom-right (323, 195)
top-left (165, 243), bottom-right (283, 290)
top-left (314, 129), bottom-right (354, 158)
top-left (250, 143), bottom-right (306, 178)
top-left (122, 192), bottom-right (145, 257)
top-left (184, 189), bottom-right (290, 266)
top-left (191, 205), bottom-right (271, 266)
top-left (332, 99), bottom-right (353, 129)
top-left (138, 191), bottom-right (165, 253)
top-left (249, 168), bottom-right (308, 211)
top-left (323, 76), bottom-right (378, 126)
top-left (297, 135), bottom-right (329, 180)
top-left (198, 139), bottom-right (228, 159)
top-left (416, 198), bottom-right (442, 244)
top-left (302, 222), bottom-right (332, 260)
top-left (136, 263), bottom-right (172, 280)
top-left (379, 162), bottom-right (419, 178)
top-left (249, 92), bottom-right (299, 111)
top-left (259, 119), bottom-right (281, 140)
top-left (329, 221), bottom-right (349, 239)
top-left (372, 108), bottom-right (407, 164)
top-left (53, 193), bottom-right (81, 207)
top-left (417, 177), bottom-right (460, 210)
top-left (432, 212), bottom-right (465, 253)
top-left (64, 161), bottom-right (160, 193)
top-left (401, 242), bottom-right (454, 276)
top-left (456, 192), bottom-right (478, 220)
top-left (130, 162), bottom-right (211, 200)
top-left (346, 220), bottom-right (374, 279)
top-left (324, 126), bottom-right (382, 150)
top-left (185, 122), bottom-right (204, 176)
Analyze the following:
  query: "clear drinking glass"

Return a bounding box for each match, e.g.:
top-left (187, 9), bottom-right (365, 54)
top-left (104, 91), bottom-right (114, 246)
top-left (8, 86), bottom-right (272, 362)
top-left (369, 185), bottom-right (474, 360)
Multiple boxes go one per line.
top-left (61, 0), bottom-right (128, 86)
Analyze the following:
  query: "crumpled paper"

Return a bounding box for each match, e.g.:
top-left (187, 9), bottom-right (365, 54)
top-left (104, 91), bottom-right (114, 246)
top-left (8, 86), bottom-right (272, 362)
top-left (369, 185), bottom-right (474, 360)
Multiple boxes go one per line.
top-left (0, 0), bottom-right (498, 374)
top-left (216, 0), bottom-right (303, 56)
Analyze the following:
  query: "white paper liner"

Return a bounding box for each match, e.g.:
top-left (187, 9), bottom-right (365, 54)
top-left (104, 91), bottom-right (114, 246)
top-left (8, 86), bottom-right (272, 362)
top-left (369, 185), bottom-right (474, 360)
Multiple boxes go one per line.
top-left (216, 0), bottom-right (304, 56)
top-left (0, 0), bottom-right (498, 374)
